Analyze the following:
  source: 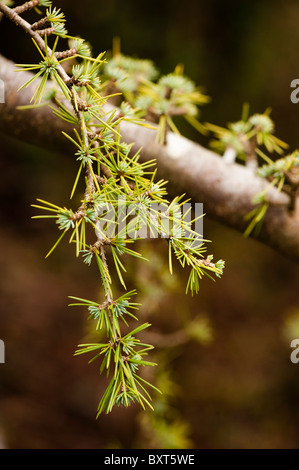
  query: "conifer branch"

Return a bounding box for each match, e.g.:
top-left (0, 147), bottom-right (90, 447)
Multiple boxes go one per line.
top-left (1, 52), bottom-right (299, 261)
top-left (1, 0), bottom-right (299, 422)
top-left (13, 0), bottom-right (39, 14)
top-left (0, 1), bottom-right (225, 415)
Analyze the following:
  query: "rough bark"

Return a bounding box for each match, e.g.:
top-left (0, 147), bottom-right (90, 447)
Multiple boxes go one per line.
top-left (1, 54), bottom-right (299, 262)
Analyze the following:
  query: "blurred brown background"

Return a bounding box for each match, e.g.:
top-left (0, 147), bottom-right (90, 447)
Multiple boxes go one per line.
top-left (1, 0), bottom-right (299, 449)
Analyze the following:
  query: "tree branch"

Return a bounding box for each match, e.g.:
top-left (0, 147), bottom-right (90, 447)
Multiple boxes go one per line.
top-left (0, 54), bottom-right (74, 153)
top-left (1, 54), bottom-right (299, 262)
